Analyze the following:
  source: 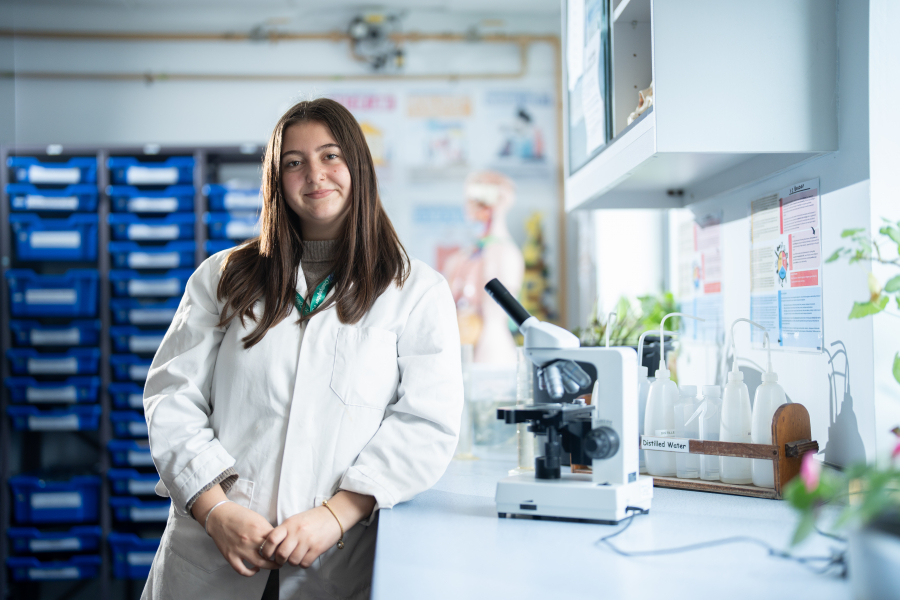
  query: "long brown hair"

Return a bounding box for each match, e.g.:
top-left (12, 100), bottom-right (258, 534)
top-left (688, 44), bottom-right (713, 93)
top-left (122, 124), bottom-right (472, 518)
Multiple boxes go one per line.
top-left (217, 98), bottom-right (410, 348)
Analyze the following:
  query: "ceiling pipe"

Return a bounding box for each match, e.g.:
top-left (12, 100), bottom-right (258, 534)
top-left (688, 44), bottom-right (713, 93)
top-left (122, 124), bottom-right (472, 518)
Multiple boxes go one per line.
top-left (0, 28), bottom-right (550, 82)
top-left (0, 28), bottom-right (557, 46)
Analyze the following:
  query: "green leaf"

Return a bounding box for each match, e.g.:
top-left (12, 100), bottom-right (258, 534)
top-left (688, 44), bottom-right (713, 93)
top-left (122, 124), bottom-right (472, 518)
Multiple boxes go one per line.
top-left (792, 511), bottom-right (817, 546)
top-left (825, 248), bottom-right (845, 263)
top-left (848, 296), bottom-right (889, 319)
top-left (880, 226), bottom-right (900, 245)
top-left (893, 353), bottom-right (900, 386)
top-left (886, 275), bottom-right (900, 293)
top-left (842, 228), bottom-right (866, 238)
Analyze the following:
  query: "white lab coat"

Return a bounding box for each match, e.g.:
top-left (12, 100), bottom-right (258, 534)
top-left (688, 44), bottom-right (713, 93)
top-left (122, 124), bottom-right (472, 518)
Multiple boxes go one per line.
top-left (140, 249), bottom-right (463, 600)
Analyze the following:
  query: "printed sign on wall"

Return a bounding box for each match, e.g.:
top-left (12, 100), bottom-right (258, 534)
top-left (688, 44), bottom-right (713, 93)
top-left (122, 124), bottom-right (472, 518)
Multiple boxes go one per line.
top-left (749, 178), bottom-right (824, 351)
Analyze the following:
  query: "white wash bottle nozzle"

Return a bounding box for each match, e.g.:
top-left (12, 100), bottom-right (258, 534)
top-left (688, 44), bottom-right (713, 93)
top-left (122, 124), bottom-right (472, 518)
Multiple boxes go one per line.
top-left (720, 318), bottom-right (765, 485)
top-left (642, 313), bottom-right (703, 477)
top-left (751, 332), bottom-right (788, 488)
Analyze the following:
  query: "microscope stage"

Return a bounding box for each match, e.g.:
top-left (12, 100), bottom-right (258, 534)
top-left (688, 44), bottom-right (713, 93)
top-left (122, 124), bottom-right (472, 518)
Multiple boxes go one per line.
top-left (495, 473), bottom-right (653, 523)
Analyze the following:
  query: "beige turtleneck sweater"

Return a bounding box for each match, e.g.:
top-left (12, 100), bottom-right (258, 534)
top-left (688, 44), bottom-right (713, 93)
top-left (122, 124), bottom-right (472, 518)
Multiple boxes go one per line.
top-left (300, 239), bottom-right (338, 292)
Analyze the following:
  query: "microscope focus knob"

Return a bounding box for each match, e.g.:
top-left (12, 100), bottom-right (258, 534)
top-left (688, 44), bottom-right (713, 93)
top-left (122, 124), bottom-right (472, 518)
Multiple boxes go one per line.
top-left (584, 426), bottom-right (619, 460)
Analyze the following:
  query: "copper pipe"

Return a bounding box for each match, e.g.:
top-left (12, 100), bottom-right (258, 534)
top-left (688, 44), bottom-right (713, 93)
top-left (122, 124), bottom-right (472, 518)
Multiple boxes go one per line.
top-left (0, 69), bottom-right (528, 82)
top-left (0, 28), bottom-right (557, 46)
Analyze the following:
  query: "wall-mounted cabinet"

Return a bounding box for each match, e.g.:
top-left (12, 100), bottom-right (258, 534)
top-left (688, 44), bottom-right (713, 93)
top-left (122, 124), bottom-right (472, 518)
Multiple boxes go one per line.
top-left (563, 0), bottom-right (837, 211)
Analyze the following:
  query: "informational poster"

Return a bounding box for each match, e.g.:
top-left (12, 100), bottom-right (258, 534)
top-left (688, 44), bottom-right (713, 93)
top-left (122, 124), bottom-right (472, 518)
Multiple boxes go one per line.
top-left (404, 93), bottom-right (472, 181)
top-left (677, 213), bottom-right (724, 343)
top-left (405, 204), bottom-right (473, 272)
top-left (478, 90), bottom-right (554, 180)
top-left (749, 178), bottom-right (824, 351)
top-left (330, 92), bottom-right (398, 181)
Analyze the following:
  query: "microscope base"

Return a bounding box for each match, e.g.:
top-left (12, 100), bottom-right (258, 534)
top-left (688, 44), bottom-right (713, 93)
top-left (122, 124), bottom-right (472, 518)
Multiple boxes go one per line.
top-left (495, 472), bottom-right (653, 523)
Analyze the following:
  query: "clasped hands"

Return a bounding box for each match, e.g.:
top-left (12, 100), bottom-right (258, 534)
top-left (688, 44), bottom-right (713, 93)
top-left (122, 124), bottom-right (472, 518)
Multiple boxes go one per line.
top-left (192, 485), bottom-right (374, 577)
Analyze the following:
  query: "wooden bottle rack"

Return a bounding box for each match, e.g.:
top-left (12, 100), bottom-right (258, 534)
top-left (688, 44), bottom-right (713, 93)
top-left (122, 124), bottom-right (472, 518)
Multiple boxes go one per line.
top-left (575, 403), bottom-right (819, 500)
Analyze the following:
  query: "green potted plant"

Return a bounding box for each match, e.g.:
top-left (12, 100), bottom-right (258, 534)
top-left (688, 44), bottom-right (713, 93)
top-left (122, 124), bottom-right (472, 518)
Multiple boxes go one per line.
top-left (785, 220), bottom-right (900, 597)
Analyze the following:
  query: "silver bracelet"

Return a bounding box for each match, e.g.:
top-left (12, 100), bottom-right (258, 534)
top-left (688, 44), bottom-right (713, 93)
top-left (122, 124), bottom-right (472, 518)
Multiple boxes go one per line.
top-left (204, 500), bottom-right (233, 536)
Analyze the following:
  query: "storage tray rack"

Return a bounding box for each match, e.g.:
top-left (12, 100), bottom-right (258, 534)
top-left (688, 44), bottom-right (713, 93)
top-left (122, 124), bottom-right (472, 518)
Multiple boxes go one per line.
top-left (203, 182), bottom-right (261, 257)
top-left (2, 145), bottom-right (269, 598)
top-left (2, 153), bottom-right (106, 592)
top-left (104, 154), bottom-right (199, 583)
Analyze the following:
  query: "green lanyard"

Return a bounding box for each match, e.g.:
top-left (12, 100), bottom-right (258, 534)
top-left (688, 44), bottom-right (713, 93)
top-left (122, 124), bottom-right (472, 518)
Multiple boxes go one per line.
top-left (294, 274), bottom-right (334, 317)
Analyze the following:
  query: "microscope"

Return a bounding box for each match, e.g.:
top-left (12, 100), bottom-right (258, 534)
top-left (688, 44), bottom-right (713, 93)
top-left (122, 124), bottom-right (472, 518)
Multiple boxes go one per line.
top-left (485, 279), bottom-right (653, 523)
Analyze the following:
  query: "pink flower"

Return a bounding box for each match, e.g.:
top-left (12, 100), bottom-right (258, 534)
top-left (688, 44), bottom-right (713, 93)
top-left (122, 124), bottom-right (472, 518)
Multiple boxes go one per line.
top-left (893, 440), bottom-right (900, 460)
top-left (801, 453), bottom-right (821, 493)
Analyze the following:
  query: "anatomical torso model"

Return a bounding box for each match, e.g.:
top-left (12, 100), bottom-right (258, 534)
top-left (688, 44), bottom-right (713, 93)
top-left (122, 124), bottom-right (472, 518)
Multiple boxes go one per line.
top-left (442, 171), bottom-right (524, 365)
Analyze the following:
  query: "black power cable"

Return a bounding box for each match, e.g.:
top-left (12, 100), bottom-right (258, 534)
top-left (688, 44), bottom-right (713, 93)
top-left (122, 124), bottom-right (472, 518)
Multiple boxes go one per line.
top-left (596, 507), bottom-right (847, 578)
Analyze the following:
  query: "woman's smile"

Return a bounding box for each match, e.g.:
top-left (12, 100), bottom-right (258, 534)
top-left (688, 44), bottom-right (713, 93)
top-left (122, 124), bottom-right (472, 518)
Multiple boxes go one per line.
top-left (305, 188), bottom-right (335, 200)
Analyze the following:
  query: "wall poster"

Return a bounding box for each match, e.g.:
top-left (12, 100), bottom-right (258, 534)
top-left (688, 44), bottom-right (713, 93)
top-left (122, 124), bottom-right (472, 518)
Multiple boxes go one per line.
top-left (677, 212), bottom-right (724, 343)
top-left (749, 178), bottom-right (824, 351)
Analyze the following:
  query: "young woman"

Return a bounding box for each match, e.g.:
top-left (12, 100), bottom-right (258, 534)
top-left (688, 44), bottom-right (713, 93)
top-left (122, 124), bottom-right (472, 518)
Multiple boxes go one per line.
top-left (141, 98), bottom-right (463, 600)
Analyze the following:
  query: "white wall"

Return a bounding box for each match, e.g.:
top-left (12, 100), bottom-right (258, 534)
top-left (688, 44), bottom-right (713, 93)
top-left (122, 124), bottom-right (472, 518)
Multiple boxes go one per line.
top-left (669, 0), bottom-right (872, 468)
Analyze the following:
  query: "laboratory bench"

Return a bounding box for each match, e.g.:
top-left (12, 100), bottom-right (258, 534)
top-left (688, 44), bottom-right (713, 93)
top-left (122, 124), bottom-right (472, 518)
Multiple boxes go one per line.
top-left (373, 447), bottom-right (848, 600)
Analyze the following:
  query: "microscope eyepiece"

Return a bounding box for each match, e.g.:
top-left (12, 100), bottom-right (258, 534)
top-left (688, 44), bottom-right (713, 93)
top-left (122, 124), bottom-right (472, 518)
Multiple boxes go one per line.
top-left (484, 278), bottom-right (532, 327)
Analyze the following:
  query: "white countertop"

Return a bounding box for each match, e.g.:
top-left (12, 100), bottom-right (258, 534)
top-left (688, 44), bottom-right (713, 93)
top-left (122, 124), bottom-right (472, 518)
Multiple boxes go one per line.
top-left (372, 448), bottom-right (848, 600)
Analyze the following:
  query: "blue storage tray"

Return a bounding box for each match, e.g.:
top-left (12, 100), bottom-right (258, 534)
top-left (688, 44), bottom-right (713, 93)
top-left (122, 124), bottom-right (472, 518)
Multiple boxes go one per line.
top-left (8, 405), bottom-right (102, 432)
top-left (10, 213), bottom-right (98, 261)
top-left (7, 555), bottom-right (101, 581)
top-left (6, 269), bottom-right (98, 318)
top-left (108, 184), bottom-right (195, 213)
top-left (109, 439), bottom-right (153, 467)
top-left (111, 411), bottom-right (149, 438)
top-left (108, 156), bottom-right (194, 185)
top-left (7, 526), bottom-right (102, 555)
top-left (108, 532), bottom-right (161, 579)
top-left (7, 183), bottom-right (99, 212)
top-left (109, 241), bottom-right (196, 269)
top-left (108, 213), bottom-right (196, 241)
top-left (110, 269), bottom-right (192, 298)
top-left (10, 320), bottom-right (101, 347)
top-left (111, 297), bottom-right (180, 325)
top-left (8, 156), bottom-right (98, 185)
top-left (110, 497), bottom-right (170, 523)
top-left (8, 348), bottom-right (101, 376)
top-left (203, 184), bottom-right (262, 211)
top-left (205, 212), bottom-right (260, 240)
top-left (109, 382), bottom-right (145, 410)
top-left (110, 355), bottom-right (152, 382)
top-left (110, 326), bottom-right (166, 354)
top-left (107, 469), bottom-right (159, 496)
top-left (10, 474), bottom-right (101, 524)
top-left (205, 239), bottom-right (237, 256)
top-left (6, 377), bottom-right (100, 404)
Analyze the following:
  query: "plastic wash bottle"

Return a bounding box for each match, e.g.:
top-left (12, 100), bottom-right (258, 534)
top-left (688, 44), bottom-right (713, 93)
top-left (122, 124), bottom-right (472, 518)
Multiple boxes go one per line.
top-left (674, 385), bottom-right (700, 479)
top-left (751, 333), bottom-right (788, 488)
top-left (720, 318), bottom-right (763, 484)
top-left (643, 313), bottom-right (703, 477)
top-left (636, 329), bottom-right (675, 475)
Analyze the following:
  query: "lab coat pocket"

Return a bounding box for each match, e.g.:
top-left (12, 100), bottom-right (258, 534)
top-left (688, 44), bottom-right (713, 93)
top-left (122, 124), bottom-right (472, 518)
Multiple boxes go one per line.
top-left (167, 478), bottom-right (256, 574)
top-left (330, 326), bottom-right (399, 410)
